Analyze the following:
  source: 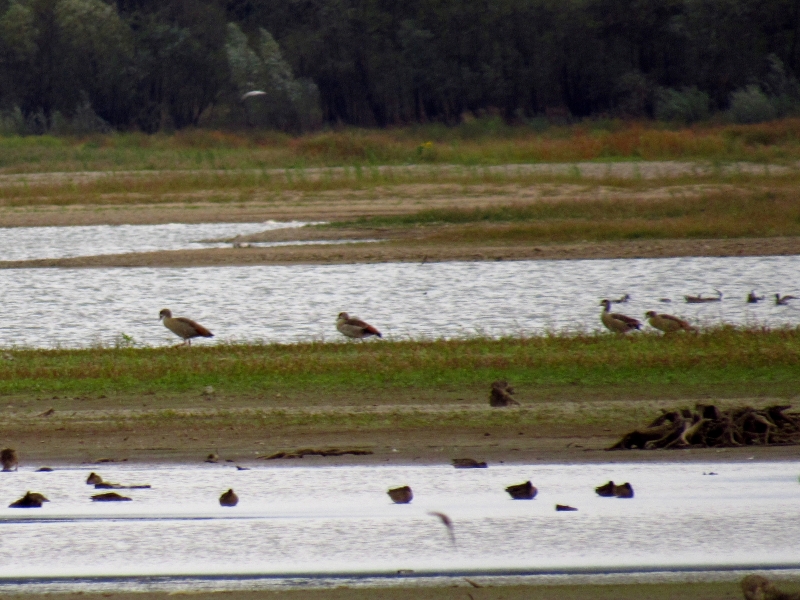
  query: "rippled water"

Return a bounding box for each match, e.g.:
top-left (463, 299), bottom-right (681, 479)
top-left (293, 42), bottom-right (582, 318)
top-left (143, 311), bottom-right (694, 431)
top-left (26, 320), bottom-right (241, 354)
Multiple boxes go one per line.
top-left (0, 221), bottom-right (313, 261)
top-left (0, 256), bottom-right (798, 348)
top-left (0, 461), bottom-right (797, 591)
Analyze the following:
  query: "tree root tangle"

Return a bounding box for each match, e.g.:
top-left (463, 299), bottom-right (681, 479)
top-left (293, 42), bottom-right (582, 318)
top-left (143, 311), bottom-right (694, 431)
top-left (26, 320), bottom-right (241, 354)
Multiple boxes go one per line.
top-left (610, 404), bottom-right (800, 450)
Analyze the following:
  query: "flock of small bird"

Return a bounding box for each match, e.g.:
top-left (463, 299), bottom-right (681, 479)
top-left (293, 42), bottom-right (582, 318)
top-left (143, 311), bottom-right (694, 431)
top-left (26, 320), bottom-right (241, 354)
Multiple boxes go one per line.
top-left (598, 289), bottom-right (797, 335)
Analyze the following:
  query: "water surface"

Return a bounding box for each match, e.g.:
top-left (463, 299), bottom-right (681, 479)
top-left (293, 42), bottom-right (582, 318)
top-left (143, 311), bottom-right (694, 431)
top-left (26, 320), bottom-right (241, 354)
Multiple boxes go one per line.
top-left (0, 256), bottom-right (798, 347)
top-left (0, 461), bottom-right (797, 590)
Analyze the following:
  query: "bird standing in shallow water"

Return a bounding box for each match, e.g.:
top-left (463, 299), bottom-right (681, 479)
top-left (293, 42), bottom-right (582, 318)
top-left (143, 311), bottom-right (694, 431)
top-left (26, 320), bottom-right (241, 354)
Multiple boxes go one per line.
top-left (599, 300), bottom-right (641, 334)
top-left (336, 312), bottom-right (382, 339)
top-left (159, 309), bottom-right (214, 346)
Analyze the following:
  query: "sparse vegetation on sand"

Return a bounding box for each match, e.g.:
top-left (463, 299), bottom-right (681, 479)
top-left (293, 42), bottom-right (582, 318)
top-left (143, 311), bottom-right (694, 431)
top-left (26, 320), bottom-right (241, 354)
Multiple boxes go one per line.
top-left (2, 118), bottom-right (800, 175)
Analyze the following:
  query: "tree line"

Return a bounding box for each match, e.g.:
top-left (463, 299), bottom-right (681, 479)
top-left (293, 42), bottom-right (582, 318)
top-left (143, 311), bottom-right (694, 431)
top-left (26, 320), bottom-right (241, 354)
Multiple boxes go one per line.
top-left (0, 0), bottom-right (798, 133)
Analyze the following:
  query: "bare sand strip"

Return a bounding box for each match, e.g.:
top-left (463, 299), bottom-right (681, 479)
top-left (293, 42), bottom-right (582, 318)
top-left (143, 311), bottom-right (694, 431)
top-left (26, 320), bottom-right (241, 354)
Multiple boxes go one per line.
top-left (0, 160), bottom-right (796, 186)
top-left (1, 236), bottom-right (799, 269)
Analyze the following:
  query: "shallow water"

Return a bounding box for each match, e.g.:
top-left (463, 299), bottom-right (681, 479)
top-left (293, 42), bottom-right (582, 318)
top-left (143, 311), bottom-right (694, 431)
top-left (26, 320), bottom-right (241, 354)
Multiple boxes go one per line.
top-left (0, 221), bottom-right (313, 261)
top-left (0, 461), bottom-right (797, 591)
top-left (0, 256), bottom-right (798, 348)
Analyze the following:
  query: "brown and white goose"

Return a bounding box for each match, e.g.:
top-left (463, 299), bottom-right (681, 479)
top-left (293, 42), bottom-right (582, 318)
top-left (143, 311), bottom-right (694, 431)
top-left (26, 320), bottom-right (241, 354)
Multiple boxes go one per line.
top-left (600, 299), bottom-right (641, 334)
top-left (336, 312), bottom-right (382, 339)
top-left (645, 311), bottom-right (696, 333)
top-left (159, 309), bottom-right (214, 346)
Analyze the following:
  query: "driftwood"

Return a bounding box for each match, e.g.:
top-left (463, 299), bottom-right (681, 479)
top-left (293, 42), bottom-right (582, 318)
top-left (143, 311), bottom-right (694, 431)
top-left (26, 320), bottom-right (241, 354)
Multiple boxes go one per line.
top-left (610, 404), bottom-right (800, 450)
top-left (742, 575), bottom-right (800, 600)
top-left (452, 458), bottom-right (488, 468)
top-left (489, 381), bottom-right (519, 407)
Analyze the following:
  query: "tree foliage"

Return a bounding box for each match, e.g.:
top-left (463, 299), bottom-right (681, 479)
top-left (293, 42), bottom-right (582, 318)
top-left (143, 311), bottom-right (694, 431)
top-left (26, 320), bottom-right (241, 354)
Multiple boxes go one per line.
top-left (0, 0), bottom-right (799, 131)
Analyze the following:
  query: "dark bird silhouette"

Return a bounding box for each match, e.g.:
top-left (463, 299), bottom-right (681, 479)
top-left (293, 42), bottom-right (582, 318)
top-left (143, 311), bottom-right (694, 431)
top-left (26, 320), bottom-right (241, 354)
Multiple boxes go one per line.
top-left (387, 485), bottom-right (413, 504)
top-left (9, 491), bottom-right (48, 508)
top-left (611, 294), bottom-right (630, 304)
top-left (747, 290), bottom-right (764, 303)
top-left (219, 488), bottom-right (239, 507)
top-left (775, 294), bottom-right (797, 306)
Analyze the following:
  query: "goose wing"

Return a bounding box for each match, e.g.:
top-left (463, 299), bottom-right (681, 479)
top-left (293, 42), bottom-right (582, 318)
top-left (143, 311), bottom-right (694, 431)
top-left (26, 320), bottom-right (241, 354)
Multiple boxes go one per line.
top-left (659, 313), bottom-right (691, 328)
top-left (610, 312), bottom-right (641, 328)
top-left (175, 317), bottom-right (214, 337)
top-left (344, 317), bottom-right (381, 335)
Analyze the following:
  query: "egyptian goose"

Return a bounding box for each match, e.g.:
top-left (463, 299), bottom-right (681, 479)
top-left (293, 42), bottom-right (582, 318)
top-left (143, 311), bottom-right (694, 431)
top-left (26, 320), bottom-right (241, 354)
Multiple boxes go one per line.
top-left (336, 312), bottom-right (382, 339)
top-left (775, 294), bottom-right (797, 306)
top-left (159, 309), bottom-right (214, 346)
top-left (645, 311), bottom-right (696, 333)
top-left (600, 300), bottom-right (641, 333)
top-left (219, 488), bottom-right (239, 507)
top-left (747, 290), bottom-right (764, 303)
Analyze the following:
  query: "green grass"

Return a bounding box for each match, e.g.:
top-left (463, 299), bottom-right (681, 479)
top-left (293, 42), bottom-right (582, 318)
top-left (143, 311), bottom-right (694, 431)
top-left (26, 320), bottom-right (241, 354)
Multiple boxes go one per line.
top-left (2, 328), bottom-right (799, 401)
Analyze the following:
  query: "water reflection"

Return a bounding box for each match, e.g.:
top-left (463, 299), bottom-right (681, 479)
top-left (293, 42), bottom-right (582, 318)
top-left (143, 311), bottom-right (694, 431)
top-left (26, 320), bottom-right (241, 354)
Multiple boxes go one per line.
top-left (0, 256), bottom-right (797, 348)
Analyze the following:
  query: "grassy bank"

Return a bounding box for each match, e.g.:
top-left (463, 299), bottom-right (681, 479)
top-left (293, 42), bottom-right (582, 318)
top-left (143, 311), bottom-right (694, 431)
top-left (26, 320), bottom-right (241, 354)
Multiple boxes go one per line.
top-left (335, 186), bottom-right (800, 245)
top-left (2, 118), bottom-right (800, 174)
top-left (2, 328), bottom-right (799, 403)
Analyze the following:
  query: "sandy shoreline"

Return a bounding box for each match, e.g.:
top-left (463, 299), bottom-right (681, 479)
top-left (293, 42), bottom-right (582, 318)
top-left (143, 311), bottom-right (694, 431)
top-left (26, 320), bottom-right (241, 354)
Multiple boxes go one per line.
top-left (1, 236), bottom-right (799, 269)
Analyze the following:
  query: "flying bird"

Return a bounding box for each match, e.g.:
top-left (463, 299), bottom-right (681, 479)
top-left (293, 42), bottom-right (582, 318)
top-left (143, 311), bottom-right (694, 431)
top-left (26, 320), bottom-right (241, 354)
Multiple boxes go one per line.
top-left (336, 312), bottom-right (382, 339)
top-left (428, 511), bottom-right (456, 546)
top-left (159, 309), bottom-right (214, 346)
top-left (241, 90), bottom-right (267, 101)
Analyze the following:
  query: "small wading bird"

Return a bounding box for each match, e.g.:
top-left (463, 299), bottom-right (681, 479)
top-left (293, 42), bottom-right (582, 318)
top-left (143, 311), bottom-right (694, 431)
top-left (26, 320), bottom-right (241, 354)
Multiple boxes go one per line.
top-left (336, 312), bottom-right (382, 339)
top-left (159, 309), bottom-right (214, 346)
top-left (775, 294), bottom-right (798, 306)
top-left (645, 311), bottom-right (696, 334)
top-left (600, 299), bottom-right (641, 334)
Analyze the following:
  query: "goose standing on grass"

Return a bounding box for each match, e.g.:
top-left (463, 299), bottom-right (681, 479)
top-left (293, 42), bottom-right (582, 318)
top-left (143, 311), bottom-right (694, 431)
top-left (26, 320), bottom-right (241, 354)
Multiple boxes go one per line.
top-left (600, 300), bottom-right (641, 334)
top-left (775, 294), bottom-right (797, 306)
top-left (645, 311), bottom-right (696, 334)
top-left (159, 309), bottom-right (214, 346)
top-left (336, 312), bottom-right (382, 339)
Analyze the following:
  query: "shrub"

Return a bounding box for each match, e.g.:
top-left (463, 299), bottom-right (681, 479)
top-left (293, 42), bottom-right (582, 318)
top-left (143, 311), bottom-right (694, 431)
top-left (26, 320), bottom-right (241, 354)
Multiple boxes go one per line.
top-left (728, 86), bottom-right (778, 124)
top-left (654, 87), bottom-right (710, 124)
